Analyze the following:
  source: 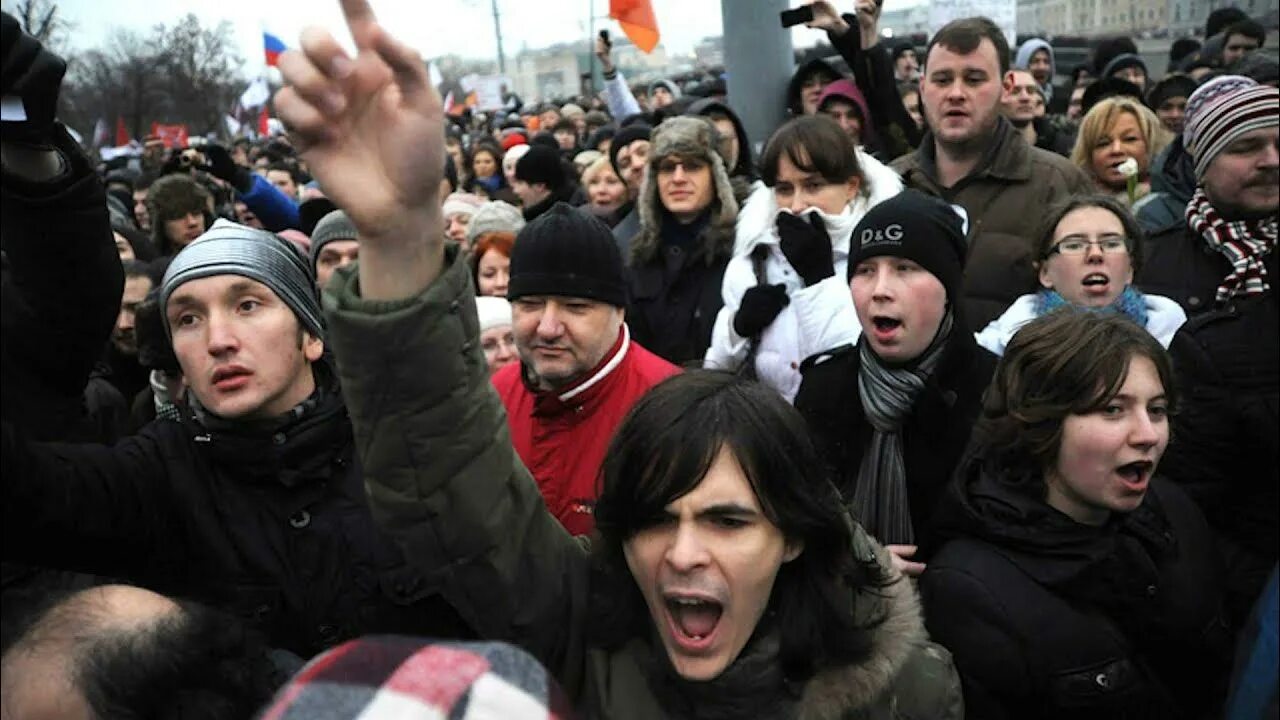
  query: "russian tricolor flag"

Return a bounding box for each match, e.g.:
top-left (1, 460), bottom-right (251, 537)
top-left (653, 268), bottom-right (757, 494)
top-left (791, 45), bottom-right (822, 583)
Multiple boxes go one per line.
top-left (263, 31), bottom-right (286, 67)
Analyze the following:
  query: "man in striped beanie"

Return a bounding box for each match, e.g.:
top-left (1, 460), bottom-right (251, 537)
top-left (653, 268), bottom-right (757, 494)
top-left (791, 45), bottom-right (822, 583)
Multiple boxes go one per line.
top-left (1138, 75), bottom-right (1278, 315)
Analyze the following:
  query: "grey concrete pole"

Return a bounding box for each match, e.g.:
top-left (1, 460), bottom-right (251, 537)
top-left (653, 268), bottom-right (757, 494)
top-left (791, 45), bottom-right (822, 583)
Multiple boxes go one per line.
top-left (721, 0), bottom-right (794, 155)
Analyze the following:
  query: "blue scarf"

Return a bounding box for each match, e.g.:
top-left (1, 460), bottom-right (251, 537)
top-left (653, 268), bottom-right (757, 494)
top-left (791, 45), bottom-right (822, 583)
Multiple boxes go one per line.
top-left (474, 174), bottom-right (502, 195)
top-left (1035, 286), bottom-right (1149, 328)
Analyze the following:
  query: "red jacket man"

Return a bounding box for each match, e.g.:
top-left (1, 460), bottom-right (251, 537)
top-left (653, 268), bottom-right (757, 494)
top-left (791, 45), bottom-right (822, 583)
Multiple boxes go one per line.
top-left (494, 203), bottom-right (677, 534)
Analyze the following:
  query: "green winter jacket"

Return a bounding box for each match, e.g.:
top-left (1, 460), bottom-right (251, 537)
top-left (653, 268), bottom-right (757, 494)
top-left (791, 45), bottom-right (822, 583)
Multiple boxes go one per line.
top-left (322, 247), bottom-right (964, 720)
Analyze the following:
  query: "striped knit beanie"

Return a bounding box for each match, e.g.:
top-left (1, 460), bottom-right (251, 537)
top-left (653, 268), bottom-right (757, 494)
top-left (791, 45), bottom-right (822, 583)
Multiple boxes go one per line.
top-left (1183, 75), bottom-right (1279, 180)
top-left (161, 218), bottom-right (324, 342)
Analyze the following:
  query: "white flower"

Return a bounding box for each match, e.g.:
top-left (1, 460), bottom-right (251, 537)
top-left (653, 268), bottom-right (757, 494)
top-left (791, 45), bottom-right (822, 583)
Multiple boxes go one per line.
top-left (1116, 157), bottom-right (1139, 179)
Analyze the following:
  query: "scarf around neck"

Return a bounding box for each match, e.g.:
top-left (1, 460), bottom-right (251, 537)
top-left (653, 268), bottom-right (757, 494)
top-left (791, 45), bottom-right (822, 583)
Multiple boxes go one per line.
top-left (1034, 286), bottom-right (1150, 328)
top-left (1185, 187), bottom-right (1278, 303)
top-left (853, 310), bottom-right (955, 545)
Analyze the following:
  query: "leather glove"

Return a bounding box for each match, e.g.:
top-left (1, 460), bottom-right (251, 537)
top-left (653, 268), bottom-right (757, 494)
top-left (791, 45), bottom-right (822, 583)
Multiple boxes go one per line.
top-left (201, 144), bottom-right (253, 193)
top-left (777, 211), bottom-right (835, 287)
top-left (733, 283), bottom-right (790, 338)
top-left (1, 11), bottom-right (68, 144)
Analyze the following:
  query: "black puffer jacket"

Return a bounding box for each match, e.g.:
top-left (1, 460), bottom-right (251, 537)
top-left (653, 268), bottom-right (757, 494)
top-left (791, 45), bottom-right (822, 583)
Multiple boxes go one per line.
top-left (794, 329), bottom-right (997, 555)
top-left (1161, 291), bottom-right (1279, 626)
top-left (921, 459), bottom-right (1235, 720)
top-left (1, 372), bottom-right (475, 658)
top-left (1137, 221), bottom-right (1280, 318)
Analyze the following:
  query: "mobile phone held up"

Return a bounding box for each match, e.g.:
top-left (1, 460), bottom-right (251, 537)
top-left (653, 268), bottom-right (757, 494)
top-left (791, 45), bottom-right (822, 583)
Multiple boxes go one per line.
top-left (779, 6), bottom-right (814, 28)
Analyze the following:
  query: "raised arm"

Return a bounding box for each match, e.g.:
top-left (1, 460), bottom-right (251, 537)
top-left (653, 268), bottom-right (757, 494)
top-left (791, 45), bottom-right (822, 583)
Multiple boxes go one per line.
top-left (276, 0), bottom-right (591, 690)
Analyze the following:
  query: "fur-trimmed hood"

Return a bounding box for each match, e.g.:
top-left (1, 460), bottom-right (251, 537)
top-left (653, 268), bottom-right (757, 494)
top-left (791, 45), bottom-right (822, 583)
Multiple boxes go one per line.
top-left (734, 148), bottom-right (905, 258)
top-left (631, 116), bottom-right (742, 267)
top-left (795, 524), bottom-right (957, 719)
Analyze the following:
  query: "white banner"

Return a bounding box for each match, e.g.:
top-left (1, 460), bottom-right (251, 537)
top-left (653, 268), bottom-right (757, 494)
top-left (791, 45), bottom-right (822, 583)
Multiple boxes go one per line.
top-left (239, 76), bottom-right (271, 110)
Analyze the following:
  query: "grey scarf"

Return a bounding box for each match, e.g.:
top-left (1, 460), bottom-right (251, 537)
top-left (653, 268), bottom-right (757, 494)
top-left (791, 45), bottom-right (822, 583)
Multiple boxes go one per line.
top-left (852, 311), bottom-right (954, 545)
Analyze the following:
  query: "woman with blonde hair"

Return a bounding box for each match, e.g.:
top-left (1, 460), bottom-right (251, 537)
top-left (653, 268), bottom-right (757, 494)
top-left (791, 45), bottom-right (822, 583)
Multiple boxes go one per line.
top-left (579, 156), bottom-right (627, 227)
top-left (1071, 96), bottom-right (1172, 206)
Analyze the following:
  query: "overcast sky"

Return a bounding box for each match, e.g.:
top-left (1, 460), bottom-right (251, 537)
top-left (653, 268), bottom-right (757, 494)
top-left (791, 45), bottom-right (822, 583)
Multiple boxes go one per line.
top-left (49, 0), bottom-right (902, 75)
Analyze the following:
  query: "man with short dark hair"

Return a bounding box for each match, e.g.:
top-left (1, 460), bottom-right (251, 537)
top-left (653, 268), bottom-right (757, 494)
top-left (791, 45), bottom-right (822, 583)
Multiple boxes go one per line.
top-left (893, 16), bottom-right (1092, 331)
top-left (266, 161), bottom-right (301, 201)
top-left (105, 260), bottom-right (155, 403)
top-left (512, 145), bottom-right (573, 221)
top-left (1222, 20), bottom-right (1266, 67)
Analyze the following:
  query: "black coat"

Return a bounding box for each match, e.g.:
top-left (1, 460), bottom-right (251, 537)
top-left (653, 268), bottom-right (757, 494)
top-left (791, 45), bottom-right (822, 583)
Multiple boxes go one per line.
top-left (1161, 291), bottom-right (1279, 625)
top-left (921, 461), bottom-right (1235, 720)
top-left (1, 378), bottom-right (475, 658)
top-left (1137, 221), bottom-right (1280, 318)
top-left (794, 330), bottom-right (997, 555)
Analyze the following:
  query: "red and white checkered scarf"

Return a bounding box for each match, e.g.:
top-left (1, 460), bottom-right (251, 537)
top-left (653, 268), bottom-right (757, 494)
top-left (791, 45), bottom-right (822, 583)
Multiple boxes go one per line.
top-left (1185, 187), bottom-right (1278, 303)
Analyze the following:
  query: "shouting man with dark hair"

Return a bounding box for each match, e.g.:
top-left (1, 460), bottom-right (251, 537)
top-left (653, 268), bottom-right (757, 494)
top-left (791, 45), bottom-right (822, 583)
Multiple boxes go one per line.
top-left (273, 2), bottom-right (963, 717)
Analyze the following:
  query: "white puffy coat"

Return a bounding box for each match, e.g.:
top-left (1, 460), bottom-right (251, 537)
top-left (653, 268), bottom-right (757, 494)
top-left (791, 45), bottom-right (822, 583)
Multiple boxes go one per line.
top-left (703, 150), bottom-right (903, 402)
top-left (974, 292), bottom-right (1188, 356)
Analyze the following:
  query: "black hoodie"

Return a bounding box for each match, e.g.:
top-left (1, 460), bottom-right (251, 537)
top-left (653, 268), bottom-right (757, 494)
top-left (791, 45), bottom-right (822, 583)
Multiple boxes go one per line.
top-left (685, 97), bottom-right (757, 181)
top-left (920, 456), bottom-right (1235, 719)
top-left (786, 58), bottom-right (841, 117)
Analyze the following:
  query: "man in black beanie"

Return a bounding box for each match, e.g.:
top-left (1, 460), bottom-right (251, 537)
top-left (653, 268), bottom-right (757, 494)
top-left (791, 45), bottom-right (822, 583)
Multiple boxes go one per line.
top-left (795, 190), bottom-right (997, 566)
top-left (492, 203), bottom-right (678, 535)
top-left (512, 144), bottom-right (573, 222)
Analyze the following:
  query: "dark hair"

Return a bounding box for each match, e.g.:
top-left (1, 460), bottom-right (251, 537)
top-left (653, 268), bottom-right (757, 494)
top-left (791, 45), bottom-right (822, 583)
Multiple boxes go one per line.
top-left (1169, 37), bottom-right (1202, 68)
top-left (1070, 63), bottom-right (1094, 86)
top-left (1223, 19), bottom-right (1266, 46)
top-left (266, 161), bottom-right (302, 184)
top-left (1206, 7), bottom-right (1249, 38)
top-left (552, 118), bottom-right (578, 134)
top-left (2, 590), bottom-right (284, 720)
top-left (121, 259), bottom-right (153, 282)
top-left (759, 115), bottom-right (862, 188)
top-left (1035, 194), bottom-right (1146, 275)
top-left (590, 371), bottom-right (893, 681)
top-left (1092, 36), bottom-right (1140, 76)
top-left (926, 17), bottom-right (1010, 76)
top-left (972, 310), bottom-right (1177, 486)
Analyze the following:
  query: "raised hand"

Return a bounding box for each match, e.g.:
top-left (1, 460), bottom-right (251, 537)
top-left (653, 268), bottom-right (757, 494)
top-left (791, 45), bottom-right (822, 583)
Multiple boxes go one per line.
top-left (274, 0), bottom-right (445, 299)
top-left (803, 1), bottom-right (851, 36)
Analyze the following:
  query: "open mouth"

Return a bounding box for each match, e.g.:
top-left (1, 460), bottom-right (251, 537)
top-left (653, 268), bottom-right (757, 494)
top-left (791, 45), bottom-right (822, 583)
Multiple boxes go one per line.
top-left (665, 596), bottom-right (723, 648)
top-left (870, 316), bottom-right (903, 339)
top-left (1082, 273), bottom-right (1110, 292)
top-left (1116, 460), bottom-right (1154, 489)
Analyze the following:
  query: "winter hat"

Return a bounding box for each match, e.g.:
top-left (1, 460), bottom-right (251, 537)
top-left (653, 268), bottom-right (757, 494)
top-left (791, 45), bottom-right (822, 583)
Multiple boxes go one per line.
top-left (1232, 51), bottom-right (1280, 86)
top-left (515, 145), bottom-right (567, 189)
top-left (649, 79), bottom-right (682, 100)
top-left (786, 58), bottom-right (841, 115)
top-left (890, 40), bottom-right (915, 63)
top-left (1015, 38), bottom-right (1056, 80)
top-left (147, 174), bottom-right (213, 254)
top-left (466, 200), bottom-right (526, 244)
top-left (608, 123), bottom-right (652, 177)
top-left (500, 132), bottom-right (528, 151)
top-left (1101, 53), bottom-right (1148, 82)
top-left (1145, 74), bottom-right (1199, 112)
top-left (475, 296), bottom-right (513, 333)
top-left (560, 102), bottom-right (585, 119)
top-left (161, 219), bottom-right (324, 342)
top-left (257, 637), bottom-right (572, 720)
top-left (443, 192), bottom-right (484, 219)
top-left (298, 197), bottom-right (338, 237)
top-left (1093, 37), bottom-right (1141, 77)
top-left (309, 210), bottom-right (358, 271)
top-left (574, 149), bottom-right (604, 171)
top-left (1081, 76), bottom-right (1144, 117)
top-left (507, 202), bottom-right (627, 307)
top-left (1183, 76), bottom-right (1279, 179)
top-left (848, 190), bottom-right (969, 305)
top-left (816, 78), bottom-right (877, 146)
top-left (503, 143), bottom-right (531, 174)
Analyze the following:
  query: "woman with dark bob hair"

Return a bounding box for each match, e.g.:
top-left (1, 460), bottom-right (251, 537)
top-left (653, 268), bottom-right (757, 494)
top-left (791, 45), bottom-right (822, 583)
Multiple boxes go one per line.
top-left (921, 310), bottom-right (1235, 719)
top-left (704, 115), bottom-right (903, 402)
top-left (975, 194), bottom-right (1186, 356)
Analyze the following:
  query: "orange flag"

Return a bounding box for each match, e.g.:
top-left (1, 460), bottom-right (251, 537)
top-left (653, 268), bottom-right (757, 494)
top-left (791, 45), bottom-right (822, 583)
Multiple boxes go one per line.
top-left (609, 0), bottom-right (659, 53)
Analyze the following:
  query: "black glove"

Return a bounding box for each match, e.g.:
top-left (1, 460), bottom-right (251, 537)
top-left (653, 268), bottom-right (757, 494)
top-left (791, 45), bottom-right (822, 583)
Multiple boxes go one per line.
top-left (201, 144), bottom-right (253, 193)
top-left (733, 283), bottom-right (790, 338)
top-left (777, 211), bottom-right (835, 287)
top-left (1, 11), bottom-right (68, 143)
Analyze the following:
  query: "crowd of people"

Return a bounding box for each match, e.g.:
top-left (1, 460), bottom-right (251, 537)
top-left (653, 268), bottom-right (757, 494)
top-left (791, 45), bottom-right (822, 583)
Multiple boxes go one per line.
top-left (1, 0), bottom-right (1277, 717)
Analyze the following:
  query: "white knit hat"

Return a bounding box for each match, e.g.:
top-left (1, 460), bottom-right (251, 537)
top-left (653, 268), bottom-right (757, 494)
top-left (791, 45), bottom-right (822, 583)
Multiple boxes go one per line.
top-left (466, 201), bottom-right (526, 244)
top-left (475, 296), bottom-right (512, 333)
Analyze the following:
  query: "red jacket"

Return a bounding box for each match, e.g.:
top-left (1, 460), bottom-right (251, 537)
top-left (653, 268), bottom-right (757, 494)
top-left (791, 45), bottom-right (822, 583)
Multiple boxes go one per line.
top-left (492, 325), bottom-right (679, 535)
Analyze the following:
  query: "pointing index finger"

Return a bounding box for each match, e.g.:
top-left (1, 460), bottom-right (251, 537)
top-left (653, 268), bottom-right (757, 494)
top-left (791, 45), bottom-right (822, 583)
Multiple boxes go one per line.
top-left (340, 0), bottom-right (379, 50)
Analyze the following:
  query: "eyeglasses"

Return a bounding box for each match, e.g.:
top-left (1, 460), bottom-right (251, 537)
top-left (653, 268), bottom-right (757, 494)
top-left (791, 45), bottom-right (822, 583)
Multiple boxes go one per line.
top-left (656, 157), bottom-right (706, 175)
top-left (1047, 236), bottom-right (1130, 257)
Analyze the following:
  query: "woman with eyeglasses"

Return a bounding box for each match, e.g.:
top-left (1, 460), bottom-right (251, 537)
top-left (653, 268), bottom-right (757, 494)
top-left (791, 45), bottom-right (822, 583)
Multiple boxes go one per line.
top-left (976, 196), bottom-right (1186, 356)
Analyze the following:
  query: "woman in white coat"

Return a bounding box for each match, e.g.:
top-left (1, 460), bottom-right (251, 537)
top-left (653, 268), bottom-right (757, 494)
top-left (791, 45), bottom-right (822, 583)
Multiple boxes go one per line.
top-left (704, 114), bottom-right (902, 402)
top-left (975, 195), bottom-right (1186, 356)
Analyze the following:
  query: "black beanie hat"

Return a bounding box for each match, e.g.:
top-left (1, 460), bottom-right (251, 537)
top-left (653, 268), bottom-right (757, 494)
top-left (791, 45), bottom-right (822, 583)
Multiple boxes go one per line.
top-left (508, 202), bottom-right (628, 307)
top-left (515, 145), bottom-right (566, 189)
top-left (848, 190), bottom-right (968, 305)
top-left (608, 123), bottom-right (652, 177)
top-left (1082, 76), bottom-right (1144, 116)
top-left (1145, 74), bottom-right (1199, 112)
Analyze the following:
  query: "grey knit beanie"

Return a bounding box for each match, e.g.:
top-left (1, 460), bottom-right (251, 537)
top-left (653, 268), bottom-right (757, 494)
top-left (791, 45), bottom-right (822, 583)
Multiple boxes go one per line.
top-left (161, 219), bottom-right (325, 342)
top-left (309, 210), bottom-right (359, 271)
top-left (466, 201), bottom-right (526, 244)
